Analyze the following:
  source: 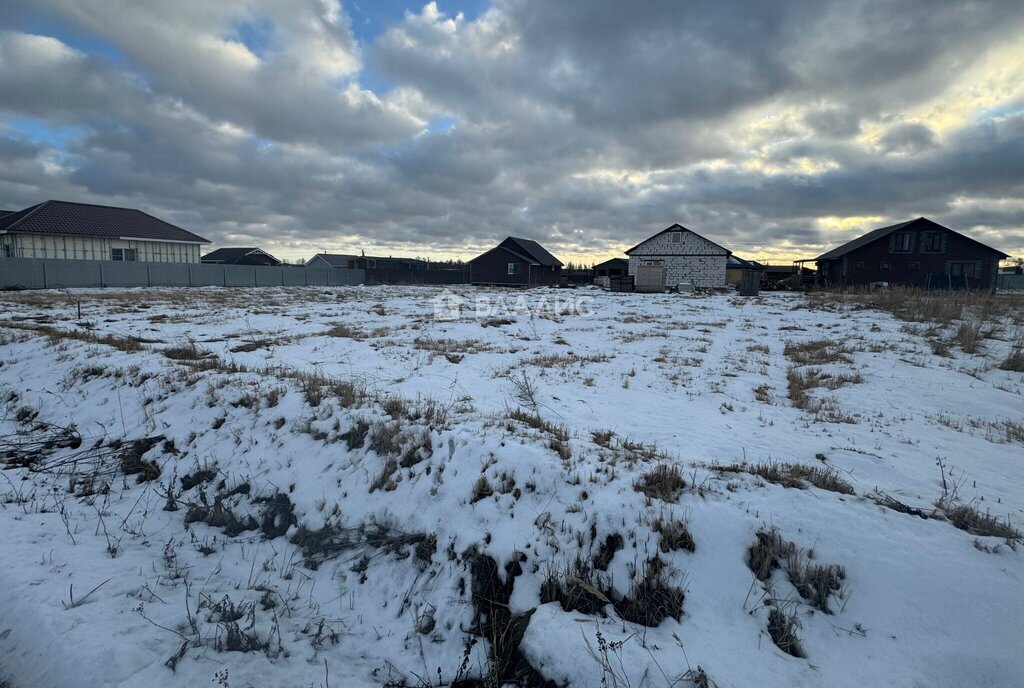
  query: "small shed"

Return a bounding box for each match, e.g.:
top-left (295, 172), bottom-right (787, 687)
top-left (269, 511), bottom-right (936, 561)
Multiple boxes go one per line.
top-left (594, 258), bottom-right (628, 278)
top-left (725, 255), bottom-right (763, 285)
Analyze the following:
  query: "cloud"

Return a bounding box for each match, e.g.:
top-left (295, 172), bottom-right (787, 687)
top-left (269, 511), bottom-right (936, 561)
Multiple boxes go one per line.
top-left (0, 0), bottom-right (1022, 263)
top-left (879, 122), bottom-right (938, 155)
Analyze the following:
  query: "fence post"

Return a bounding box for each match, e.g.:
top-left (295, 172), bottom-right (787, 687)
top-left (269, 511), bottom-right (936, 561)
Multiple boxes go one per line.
top-left (42, 260), bottom-right (48, 289)
top-left (188, 265), bottom-right (193, 288)
top-left (147, 264), bottom-right (152, 287)
top-left (223, 266), bottom-right (227, 287)
top-left (99, 263), bottom-right (104, 288)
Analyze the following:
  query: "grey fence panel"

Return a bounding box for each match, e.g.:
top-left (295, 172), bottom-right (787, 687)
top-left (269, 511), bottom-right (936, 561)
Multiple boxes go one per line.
top-left (997, 274), bottom-right (1024, 290)
top-left (283, 268), bottom-right (309, 286)
top-left (102, 262), bottom-right (150, 287)
top-left (256, 267), bottom-right (283, 287)
top-left (223, 265), bottom-right (255, 287)
top-left (0, 258), bottom-right (45, 289)
top-left (188, 264), bottom-right (225, 287)
top-left (45, 260), bottom-right (103, 289)
top-left (329, 269), bottom-right (364, 286)
top-left (0, 257), bottom-right (365, 290)
top-left (149, 263), bottom-right (191, 287)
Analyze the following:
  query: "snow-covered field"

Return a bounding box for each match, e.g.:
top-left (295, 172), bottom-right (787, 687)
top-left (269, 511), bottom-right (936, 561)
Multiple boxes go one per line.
top-left (0, 285), bottom-right (1021, 688)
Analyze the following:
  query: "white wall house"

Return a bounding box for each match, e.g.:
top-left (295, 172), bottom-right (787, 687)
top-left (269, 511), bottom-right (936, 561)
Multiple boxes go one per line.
top-left (625, 224), bottom-right (730, 287)
top-left (0, 200), bottom-right (209, 263)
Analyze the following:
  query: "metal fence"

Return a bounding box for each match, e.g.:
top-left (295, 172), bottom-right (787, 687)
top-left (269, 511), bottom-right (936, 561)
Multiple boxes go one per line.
top-left (997, 273), bottom-right (1024, 290)
top-left (0, 257), bottom-right (364, 290)
top-left (362, 267), bottom-right (470, 285)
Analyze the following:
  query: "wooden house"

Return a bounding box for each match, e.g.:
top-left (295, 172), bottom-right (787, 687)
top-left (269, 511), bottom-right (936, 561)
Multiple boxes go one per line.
top-left (468, 237), bottom-right (563, 286)
top-left (815, 218), bottom-right (1007, 290)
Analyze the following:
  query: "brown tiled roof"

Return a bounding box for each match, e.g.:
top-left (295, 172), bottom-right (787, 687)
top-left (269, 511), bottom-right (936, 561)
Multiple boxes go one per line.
top-left (0, 200), bottom-right (209, 243)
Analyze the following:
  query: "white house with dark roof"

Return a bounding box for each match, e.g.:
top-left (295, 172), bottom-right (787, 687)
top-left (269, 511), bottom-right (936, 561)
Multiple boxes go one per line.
top-left (625, 224), bottom-right (731, 288)
top-left (305, 253), bottom-right (357, 269)
top-left (0, 200), bottom-right (209, 263)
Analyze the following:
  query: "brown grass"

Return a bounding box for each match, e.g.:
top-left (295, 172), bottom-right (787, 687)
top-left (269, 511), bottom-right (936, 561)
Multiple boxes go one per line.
top-left (937, 499), bottom-right (1021, 542)
top-left (634, 464), bottom-right (686, 502)
top-left (767, 607), bottom-right (804, 657)
top-left (1000, 332), bottom-right (1024, 371)
top-left (717, 461), bottom-right (854, 494)
top-left (653, 517), bottom-right (695, 553)
top-left (783, 339), bottom-right (853, 365)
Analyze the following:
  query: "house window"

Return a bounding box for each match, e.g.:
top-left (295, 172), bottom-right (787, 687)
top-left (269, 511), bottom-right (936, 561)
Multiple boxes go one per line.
top-left (880, 261), bottom-right (890, 270)
top-left (909, 261), bottom-right (921, 270)
top-left (922, 232), bottom-right (943, 252)
top-left (507, 262), bottom-right (521, 275)
top-left (111, 248), bottom-right (137, 262)
top-left (670, 232), bottom-right (682, 244)
top-left (949, 262), bottom-right (977, 279)
top-left (893, 233), bottom-right (912, 252)
top-left (2, 244), bottom-right (11, 258)
top-left (853, 261), bottom-right (864, 270)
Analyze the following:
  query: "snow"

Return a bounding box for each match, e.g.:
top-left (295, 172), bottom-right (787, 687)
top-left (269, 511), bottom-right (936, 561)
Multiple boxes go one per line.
top-left (0, 285), bottom-right (1021, 688)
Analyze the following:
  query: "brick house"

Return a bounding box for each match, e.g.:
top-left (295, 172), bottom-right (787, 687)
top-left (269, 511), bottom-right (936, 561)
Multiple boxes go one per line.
top-left (815, 217), bottom-right (1008, 290)
top-left (625, 224), bottom-right (730, 288)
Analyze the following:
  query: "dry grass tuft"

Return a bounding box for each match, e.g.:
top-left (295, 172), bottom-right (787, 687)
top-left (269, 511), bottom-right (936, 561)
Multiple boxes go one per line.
top-left (784, 339), bottom-right (852, 366)
top-left (767, 607), bottom-right (805, 658)
top-left (717, 461), bottom-right (854, 494)
top-left (163, 341), bottom-right (210, 361)
top-left (955, 320), bottom-right (984, 353)
top-left (653, 516), bottom-right (695, 553)
top-left (634, 464), bottom-right (686, 502)
top-left (1000, 331), bottom-right (1024, 371)
top-left (937, 499), bottom-right (1021, 542)
top-left (747, 528), bottom-right (847, 614)
top-left (613, 558), bottom-right (684, 627)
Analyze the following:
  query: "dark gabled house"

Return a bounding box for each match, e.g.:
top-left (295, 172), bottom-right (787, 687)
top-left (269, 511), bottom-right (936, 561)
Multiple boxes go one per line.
top-left (594, 257), bottom-right (628, 277)
top-left (201, 247), bottom-right (281, 266)
top-left (0, 199), bottom-right (210, 262)
top-left (469, 237), bottom-right (563, 286)
top-left (815, 217), bottom-right (1008, 290)
top-left (349, 255), bottom-right (428, 270)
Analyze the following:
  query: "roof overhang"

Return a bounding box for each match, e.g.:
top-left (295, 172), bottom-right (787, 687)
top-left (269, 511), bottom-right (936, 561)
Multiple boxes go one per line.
top-left (120, 235), bottom-right (210, 244)
top-left (470, 244), bottom-right (540, 265)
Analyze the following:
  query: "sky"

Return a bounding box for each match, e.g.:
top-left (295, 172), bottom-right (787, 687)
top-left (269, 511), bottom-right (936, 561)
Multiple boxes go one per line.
top-left (1, 1), bottom-right (1023, 266)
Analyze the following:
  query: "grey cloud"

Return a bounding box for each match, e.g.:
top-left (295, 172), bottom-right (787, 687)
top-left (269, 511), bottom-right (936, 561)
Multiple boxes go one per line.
top-left (804, 108), bottom-right (861, 138)
top-left (879, 122), bottom-right (937, 155)
top-left (0, 1), bottom-right (1023, 261)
